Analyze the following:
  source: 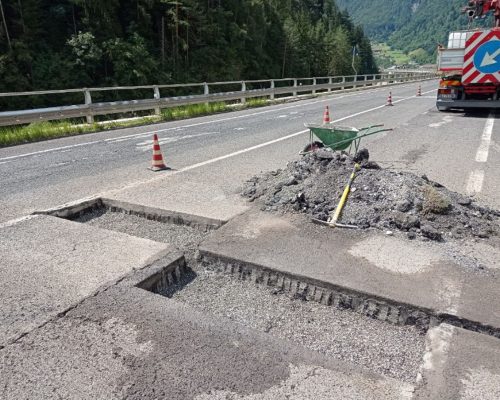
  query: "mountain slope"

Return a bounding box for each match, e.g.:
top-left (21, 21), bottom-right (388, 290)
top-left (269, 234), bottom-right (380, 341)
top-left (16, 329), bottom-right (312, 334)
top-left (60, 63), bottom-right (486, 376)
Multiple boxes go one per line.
top-left (336, 0), bottom-right (489, 56)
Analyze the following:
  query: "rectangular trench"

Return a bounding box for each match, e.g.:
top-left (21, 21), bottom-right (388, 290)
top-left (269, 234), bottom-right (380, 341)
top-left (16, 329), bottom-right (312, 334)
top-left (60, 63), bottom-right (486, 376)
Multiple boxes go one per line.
top-left (137, 256), bottom-right (427, 384)
top-left (39, 197), bottom-right (500, 385)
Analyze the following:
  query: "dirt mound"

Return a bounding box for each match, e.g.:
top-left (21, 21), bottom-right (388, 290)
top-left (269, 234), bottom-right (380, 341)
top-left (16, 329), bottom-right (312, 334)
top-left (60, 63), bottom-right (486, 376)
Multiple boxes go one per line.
top-left (242, 149), bottom-right (499, 242)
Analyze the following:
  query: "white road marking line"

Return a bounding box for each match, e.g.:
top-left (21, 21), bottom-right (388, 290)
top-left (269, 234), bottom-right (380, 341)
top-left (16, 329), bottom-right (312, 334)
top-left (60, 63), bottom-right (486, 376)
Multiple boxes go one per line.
top-left (0, 83), bottom-right (437, 162)
top-left (0, 140), bottom-right (104, 162)
top-left (466, 170), bottom-right (485, 195)
top-left (476, 114), bottom-right (495, 162)
top-left (0, 160), bottom-right (12, 165)
top-left (136, 131), bottom-right (219, 151)
top-left (415, 324), bottom-right (455, 389)
top-left (113, 91), bottom-right (427, 193)
top-left (180, 130), bottom-right (309, 172)
top-left (429, 115), bottom-right (453, 128)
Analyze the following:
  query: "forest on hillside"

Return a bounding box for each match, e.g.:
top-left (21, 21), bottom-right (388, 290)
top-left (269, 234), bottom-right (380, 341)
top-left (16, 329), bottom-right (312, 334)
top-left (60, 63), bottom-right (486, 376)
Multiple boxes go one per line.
top-left (0, 0), bottom-right (377, 93)
top-left (336, 0), bottom-right (490, 62)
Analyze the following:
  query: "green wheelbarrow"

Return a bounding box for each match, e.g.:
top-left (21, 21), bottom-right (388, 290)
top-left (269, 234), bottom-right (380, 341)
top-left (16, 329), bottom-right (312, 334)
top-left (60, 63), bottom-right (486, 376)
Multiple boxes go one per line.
top-left (301, 124), bottom-right (393, 154)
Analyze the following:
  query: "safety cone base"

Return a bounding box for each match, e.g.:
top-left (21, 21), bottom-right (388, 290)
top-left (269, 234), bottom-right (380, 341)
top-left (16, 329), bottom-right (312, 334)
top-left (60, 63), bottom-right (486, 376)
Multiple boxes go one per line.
top-left (148, 165), bottom-right (170, 172)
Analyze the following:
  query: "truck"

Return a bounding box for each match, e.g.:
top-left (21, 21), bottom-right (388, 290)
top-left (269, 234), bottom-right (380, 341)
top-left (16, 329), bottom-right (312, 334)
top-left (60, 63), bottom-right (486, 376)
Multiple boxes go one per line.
top-left (436, 0), bottom-right (500, 111)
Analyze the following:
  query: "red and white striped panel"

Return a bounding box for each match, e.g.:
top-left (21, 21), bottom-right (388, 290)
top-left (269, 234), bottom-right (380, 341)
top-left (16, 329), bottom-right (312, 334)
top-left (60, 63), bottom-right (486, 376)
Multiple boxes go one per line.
top-left (463, 30), bottom-right (500, 84)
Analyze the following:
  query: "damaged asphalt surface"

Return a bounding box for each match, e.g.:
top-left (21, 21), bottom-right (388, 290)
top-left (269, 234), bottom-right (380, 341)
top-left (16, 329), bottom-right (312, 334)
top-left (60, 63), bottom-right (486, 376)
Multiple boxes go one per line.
top-left (3, 81), bottom-right (500, 398)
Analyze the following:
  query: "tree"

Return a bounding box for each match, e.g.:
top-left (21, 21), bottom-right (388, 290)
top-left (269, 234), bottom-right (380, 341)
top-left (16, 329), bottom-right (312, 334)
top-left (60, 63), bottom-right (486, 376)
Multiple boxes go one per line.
top-left (0, 0), bottom-right (12, 51)
top-left (0, 0), bottom-right (378, 96)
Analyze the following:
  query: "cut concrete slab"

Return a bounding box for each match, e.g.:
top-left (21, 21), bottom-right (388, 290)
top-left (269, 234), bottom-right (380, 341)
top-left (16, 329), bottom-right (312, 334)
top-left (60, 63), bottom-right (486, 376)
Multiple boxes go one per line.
top-left (199, 209), bottom-right (500, 331)
top-left (105, 165), bottom-right (250, 223)
top-left (0, 286), bottom-right (414, 400)
top-left (0, 215), bottom-right (170, 347)
top-left (414, 324), bottom-right (500, 399)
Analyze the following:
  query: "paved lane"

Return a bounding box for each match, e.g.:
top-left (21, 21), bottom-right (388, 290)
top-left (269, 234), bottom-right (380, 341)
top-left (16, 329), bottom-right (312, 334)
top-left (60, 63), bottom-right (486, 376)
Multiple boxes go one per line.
top-left (4, 80), bottom-right (499, 223)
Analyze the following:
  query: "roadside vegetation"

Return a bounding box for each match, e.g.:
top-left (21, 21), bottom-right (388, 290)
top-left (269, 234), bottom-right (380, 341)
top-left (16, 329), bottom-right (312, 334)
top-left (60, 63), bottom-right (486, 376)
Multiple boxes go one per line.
top-left (0, 0), bottom-right (376, 108)
top-left (0, 99), bottom-right (269, 147)
top-left (372, 43), bottom-right (411, 69)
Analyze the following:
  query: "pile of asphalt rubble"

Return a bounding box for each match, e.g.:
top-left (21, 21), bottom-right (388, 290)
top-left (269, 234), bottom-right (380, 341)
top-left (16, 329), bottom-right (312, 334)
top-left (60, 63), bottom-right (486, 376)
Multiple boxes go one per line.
top-left (243, 148), bottom-right (499, 242)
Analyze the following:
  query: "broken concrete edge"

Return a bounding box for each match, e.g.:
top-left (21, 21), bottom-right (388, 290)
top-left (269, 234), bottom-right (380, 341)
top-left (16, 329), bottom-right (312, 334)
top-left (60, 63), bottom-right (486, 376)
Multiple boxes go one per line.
top-left (198, 248), bottom-right (434, 328)
top-left (198, 249), bottom-right (500, 340)
top-left (102, 198), bottom-right (225, 231)
top-left (124, 251), bottom-right (187, 291)
top-left (33, 196), bottom-right (226, 232)
top-left (0, 214), bottom-right (38, 229)
top-left (32, 195), bottom-right (102, 219)
top-left (0, 241), bottom-right (178, 351)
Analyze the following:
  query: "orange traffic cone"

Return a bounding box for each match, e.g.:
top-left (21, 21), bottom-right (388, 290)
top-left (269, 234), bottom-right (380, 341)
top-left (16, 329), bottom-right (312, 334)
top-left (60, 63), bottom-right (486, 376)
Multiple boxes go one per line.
top-left (322, 105), bottom-right (331, 125)
top-left (386, 92), bottom-right (394, 106)
top-left (417, 85), bottom-right (422, 97)
top-left (149, 133), bottom-right (169, 171)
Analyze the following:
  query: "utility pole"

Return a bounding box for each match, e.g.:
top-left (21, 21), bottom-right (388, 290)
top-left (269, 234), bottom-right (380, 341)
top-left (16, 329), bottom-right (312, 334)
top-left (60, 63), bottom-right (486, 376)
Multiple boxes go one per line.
top-left (0, 0), bottom-right (11, 51)
top-left (352, 45), bottom-right (358, 78)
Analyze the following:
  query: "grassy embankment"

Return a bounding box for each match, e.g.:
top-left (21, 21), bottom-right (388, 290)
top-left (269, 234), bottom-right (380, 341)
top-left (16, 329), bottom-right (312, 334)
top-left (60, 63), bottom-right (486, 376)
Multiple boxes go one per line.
top-left (0, 98), bottom-right (268, 147)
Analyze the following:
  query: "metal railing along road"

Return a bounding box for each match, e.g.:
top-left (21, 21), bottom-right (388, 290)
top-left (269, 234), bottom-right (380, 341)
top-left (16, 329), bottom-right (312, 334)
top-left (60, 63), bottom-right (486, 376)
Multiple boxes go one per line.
top-left (0, 72), bottom-right (436, 127)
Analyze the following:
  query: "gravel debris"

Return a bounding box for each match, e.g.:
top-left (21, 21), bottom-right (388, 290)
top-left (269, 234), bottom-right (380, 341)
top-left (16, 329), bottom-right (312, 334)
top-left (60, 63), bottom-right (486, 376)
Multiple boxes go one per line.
top-left (73, 206), bottom-right (426, 383)
top-left (169, 266), bottom-right (426, 383)
top-left (242, 148), bottom-right (500, 242)
top-left (74, 208), bottom-right (208, 253)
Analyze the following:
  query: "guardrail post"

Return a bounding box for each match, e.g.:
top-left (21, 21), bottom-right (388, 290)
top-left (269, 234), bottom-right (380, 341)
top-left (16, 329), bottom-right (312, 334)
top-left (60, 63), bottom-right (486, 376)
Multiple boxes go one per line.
top-left (312, 78), bottom-right (316, 95)
top-left (84, 89), bottom-right (94, 124)
top-left (270, 80), bottom-right (275, 100)
top-left (341, 76), bottom-right (346, 90)
top-left (293, 79), bottom-right (297, 97)
top-left (328, 77), bottom-right (332, 93)
top-left (203, 82), bottom-right (210, 107)
top-left (241, 81), bottom-right (246, 104)
top-left (153, 85), bottom-right (161, 115)
top-left (364, 75), bottom-right (368, 87)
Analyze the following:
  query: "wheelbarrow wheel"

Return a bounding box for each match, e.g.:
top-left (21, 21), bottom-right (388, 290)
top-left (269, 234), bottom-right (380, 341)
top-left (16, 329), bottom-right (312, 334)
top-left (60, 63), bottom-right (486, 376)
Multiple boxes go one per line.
top-left (302, 141), bottom-right (324, 153)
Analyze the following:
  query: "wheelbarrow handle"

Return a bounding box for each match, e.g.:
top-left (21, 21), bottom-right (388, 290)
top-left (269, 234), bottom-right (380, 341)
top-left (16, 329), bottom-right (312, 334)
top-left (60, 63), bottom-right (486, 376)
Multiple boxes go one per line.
top-left (358, 124), bottom-right (385, 131)
top-left (354, 128), bottom-right (393, 140)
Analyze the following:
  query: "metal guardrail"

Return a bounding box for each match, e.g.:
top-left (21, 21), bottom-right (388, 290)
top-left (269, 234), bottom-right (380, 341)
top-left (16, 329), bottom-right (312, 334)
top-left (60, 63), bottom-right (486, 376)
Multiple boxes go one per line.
top-left (0, 72), bottom-right (436, 127)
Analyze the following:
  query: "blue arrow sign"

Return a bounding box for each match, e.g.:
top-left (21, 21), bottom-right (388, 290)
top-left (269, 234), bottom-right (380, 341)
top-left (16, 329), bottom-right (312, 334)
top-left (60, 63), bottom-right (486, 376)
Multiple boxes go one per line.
top-left (474, 40), bottom-right (500, 74)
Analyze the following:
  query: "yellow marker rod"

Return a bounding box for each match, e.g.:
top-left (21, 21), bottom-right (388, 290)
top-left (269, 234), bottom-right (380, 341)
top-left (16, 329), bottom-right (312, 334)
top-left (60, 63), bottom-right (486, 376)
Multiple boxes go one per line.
top-left (330, 163), bottom-right (361, 224)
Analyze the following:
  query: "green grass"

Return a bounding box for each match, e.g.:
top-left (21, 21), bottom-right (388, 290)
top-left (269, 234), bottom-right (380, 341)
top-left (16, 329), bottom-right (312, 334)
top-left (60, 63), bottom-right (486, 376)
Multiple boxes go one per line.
top-left (372, 42), bottom-right (411, 68)
top-left (161, 101), bottom-right (228, 120)
top-left (244, 97), bottom-right (268, 108)
top-left (0, 99), bottom-right (269, 147)
top-left (0, 118), bottom-right (159, 147)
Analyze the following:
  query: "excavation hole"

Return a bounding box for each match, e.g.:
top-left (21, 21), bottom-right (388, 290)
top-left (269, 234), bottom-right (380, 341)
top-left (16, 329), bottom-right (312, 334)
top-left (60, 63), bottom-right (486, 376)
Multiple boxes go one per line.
top-left (138, 257), bottom-right (427, 384)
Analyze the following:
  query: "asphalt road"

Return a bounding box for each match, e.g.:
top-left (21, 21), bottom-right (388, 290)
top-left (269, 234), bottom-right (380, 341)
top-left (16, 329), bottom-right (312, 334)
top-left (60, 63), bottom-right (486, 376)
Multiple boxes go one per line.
top-left (0, 80), bottom-right (498, 223)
